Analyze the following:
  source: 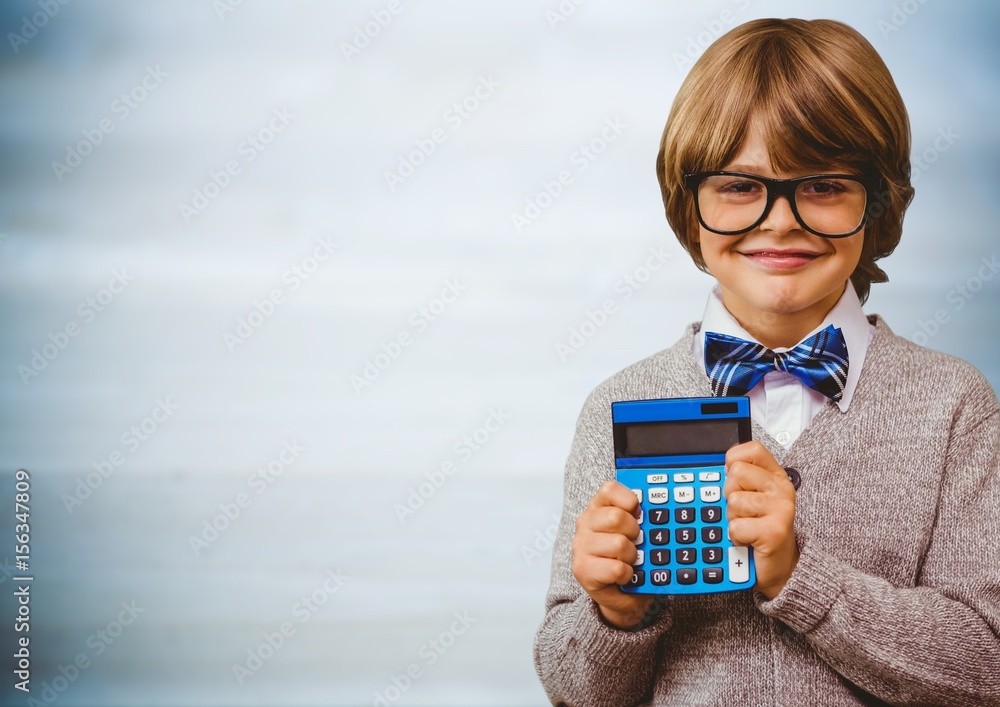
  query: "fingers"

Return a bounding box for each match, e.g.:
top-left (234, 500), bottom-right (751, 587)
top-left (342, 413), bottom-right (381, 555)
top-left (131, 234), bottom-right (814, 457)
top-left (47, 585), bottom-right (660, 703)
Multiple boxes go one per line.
top-left (572, 526), bottom-right (638, 563)
top-left (572, 480), bottom-right (641, 596)
top-left (586, 480), bottom-right (640, 515)
top-left (572, 555), bottom-right (634, 593)
top-left (723, 441), bottom-right (794, 497)
top-left (727, 498), bottom-right (795, 548)
top-left (725, 440), bottom-right (785, 474)
top-left (579, 480), bottom-right (640, 538)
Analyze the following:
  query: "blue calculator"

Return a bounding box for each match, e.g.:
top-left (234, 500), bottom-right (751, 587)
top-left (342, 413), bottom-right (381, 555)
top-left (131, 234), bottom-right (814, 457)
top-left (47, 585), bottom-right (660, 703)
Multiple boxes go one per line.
top-left (612, 396), bottom-right (755, 595)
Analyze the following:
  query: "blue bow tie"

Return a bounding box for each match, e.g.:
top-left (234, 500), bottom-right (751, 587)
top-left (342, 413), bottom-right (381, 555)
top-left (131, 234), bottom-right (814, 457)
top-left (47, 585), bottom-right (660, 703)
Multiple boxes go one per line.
top-left (704, 325), bottom-right (850, 402)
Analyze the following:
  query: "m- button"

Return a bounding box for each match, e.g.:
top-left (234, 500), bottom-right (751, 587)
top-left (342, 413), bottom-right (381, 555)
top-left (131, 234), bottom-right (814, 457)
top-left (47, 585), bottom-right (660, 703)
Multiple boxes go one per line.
top-left (673, 486), bottom-right (694, 503)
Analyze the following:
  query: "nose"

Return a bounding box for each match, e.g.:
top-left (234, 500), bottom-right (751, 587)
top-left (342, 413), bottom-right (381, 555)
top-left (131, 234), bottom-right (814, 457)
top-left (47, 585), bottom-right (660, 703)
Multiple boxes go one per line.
top-left (758, 194), bottom-right (801, 235)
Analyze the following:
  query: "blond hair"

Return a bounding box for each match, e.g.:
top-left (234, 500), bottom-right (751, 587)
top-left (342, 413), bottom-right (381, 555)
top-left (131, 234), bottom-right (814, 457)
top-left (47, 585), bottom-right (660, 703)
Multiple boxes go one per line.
top-left (656, 18), bottom-right (914, 302)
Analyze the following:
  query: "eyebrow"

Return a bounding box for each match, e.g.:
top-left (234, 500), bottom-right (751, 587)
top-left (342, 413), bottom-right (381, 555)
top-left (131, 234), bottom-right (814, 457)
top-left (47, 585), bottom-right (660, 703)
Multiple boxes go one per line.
top-left (721, 163), bottom-right (849, 177)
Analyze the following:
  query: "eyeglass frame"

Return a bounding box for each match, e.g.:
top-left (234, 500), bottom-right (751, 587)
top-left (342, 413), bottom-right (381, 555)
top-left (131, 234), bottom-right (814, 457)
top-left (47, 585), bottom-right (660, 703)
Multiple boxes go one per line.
top-left (683, 171), bottom-right (882, 239)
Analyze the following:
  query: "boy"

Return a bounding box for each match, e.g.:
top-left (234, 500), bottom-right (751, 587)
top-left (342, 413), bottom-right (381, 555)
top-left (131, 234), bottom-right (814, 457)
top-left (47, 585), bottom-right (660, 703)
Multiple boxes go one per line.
top-left (534, 18), bottom-right (1000, 706)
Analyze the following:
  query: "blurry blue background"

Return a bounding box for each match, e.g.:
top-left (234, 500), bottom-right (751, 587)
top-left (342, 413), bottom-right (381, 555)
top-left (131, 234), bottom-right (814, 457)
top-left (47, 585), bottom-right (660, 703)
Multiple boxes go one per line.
top-left (0, 1), bottom-right (997, 705)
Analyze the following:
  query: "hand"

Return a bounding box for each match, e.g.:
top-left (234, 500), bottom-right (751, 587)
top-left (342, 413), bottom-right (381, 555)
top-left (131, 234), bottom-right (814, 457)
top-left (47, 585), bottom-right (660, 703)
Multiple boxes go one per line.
top-left (723, 441), bottom-right (799, 599)
top-left (572, 481), bottom-right (654, 629)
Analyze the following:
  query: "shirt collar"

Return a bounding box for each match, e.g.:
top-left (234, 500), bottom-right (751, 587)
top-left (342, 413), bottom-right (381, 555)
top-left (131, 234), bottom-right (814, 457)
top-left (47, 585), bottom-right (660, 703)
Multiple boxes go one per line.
top-left (692, 283), bottom-right (874, 412)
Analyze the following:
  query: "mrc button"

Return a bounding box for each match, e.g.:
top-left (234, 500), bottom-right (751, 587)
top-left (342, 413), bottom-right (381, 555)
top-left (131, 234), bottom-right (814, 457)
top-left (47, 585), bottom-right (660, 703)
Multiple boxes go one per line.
top-left (648, 488), bottom-right (670, 504)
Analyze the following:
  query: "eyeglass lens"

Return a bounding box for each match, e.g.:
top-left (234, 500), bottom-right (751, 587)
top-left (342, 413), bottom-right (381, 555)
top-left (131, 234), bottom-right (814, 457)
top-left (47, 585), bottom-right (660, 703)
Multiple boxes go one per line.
top-left (697, 175), bottom-right (867, 236)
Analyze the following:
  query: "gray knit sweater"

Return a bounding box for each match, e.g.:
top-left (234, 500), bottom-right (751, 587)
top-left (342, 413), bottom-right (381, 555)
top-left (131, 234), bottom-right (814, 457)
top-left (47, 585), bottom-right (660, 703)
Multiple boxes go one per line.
top-left (534, 315), bottom-right (1000, 706)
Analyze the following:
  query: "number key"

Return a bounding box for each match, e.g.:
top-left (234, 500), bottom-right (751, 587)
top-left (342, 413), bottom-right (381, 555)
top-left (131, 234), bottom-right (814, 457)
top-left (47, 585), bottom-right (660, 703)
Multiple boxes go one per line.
top-left (676, 548), bottom-right (696, 565)
top-left (701, 506), bottom-right (722, 523)
top-left (675, 528), bottom-right (696, 544)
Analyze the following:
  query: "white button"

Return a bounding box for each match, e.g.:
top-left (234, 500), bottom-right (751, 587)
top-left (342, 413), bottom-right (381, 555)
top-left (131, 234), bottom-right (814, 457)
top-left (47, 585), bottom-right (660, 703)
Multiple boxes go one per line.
top-left (635, 549), bottom-right (644, 565)
top-left (648, 488), bottom-right (669, 504)
top-left (775, 431), bottom-right (791, 446)
top-left (700, 486), bottom-right (721, 502)
top-left (699, 471), bottom-right (721, 482)
top-left (647, 473), bottom-right (668, 484)
top-left (632, 489), bottom-right (643, 505)
top-left (634, 530), bottom-right (644, 545)
top-left (673, 472), bottom-right (694, 483)
top-left (636, 509), bottom-right (643, 524)
top-left (674, 486), bottom-right (694, 503)
top-left (728, 547), bottom-right (750, 583)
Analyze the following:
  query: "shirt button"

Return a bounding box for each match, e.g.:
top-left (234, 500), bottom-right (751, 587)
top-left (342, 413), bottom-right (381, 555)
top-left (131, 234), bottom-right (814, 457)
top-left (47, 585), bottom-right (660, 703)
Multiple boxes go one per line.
top-left (775, 431), bottom-right (791, 445)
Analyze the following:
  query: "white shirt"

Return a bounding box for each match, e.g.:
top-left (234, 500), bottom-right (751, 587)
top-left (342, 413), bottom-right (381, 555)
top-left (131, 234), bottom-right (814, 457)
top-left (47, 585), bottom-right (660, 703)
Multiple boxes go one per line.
top-left (692, 284), bottom-right (874, 448)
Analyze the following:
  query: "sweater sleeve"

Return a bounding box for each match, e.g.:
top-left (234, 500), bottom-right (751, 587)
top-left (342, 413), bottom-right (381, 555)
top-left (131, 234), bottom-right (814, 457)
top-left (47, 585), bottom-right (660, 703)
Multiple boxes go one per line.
top-left (533, 387), bottom-right (673, 706)
top-left (758, 387), bottom-right (1000, 706)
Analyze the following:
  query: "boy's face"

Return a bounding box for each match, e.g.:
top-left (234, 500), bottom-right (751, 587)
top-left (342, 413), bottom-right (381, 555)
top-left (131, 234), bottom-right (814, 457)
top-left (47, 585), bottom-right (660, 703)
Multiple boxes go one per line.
top-left (695, 124), bottom-right (864, 344)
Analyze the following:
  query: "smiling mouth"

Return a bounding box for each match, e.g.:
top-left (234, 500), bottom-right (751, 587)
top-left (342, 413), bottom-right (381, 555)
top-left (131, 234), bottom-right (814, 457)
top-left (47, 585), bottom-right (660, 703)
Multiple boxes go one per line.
top-left (738, 249), bottom-right (825, 269)
top-left (740, 249), bottom-right (823, 258)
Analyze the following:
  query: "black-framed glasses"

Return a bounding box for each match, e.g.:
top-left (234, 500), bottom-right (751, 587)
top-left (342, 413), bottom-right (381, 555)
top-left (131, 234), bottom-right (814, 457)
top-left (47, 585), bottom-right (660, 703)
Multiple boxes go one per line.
top-left (684, 171), bottom-right (879, 238)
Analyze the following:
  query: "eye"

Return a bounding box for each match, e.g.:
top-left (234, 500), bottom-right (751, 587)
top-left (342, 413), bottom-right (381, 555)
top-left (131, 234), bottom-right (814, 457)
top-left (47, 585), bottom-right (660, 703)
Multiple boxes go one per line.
top-left (713, 178), bottom-right (763, 196)
top-left (800, 179), bottom-right (849, 196)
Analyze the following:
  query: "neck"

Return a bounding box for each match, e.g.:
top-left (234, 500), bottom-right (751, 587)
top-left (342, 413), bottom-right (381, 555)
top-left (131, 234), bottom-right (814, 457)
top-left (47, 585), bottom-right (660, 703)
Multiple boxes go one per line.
top-left (721, 284), bottom-right (845, 349)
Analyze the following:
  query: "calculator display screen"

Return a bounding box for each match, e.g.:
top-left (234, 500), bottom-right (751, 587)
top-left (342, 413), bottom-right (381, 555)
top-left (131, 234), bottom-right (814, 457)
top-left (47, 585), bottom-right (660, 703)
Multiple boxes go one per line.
top-left (621, 419), bottom-right (741, 457)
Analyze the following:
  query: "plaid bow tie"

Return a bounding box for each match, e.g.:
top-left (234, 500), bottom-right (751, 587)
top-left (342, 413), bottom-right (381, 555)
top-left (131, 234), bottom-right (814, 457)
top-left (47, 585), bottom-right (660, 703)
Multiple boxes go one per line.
top-left (704, 325), bottom-right (849, 401)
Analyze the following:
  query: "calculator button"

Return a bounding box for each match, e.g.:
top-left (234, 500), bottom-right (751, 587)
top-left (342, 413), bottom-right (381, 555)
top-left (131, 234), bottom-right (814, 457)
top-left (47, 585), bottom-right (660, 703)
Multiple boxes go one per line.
top-left (677, 568), bottom-right (697, 585)
top-left (648, 488), bottom-right (670, 505)
top-left (634, 530), bottom-right (644, 545)
top-left (703, 567), bottom-right (724, 584)
top-left (648, 529), bottom-right (669, 546)
top-left (647, 473), bottom-right (668, 484)
top-left (702, 547), bottom-right (723, 564)
top-left (635, 550), bottom-right (644, 565)
top-left (674, 507), bottom-right (695, 524)
top-left (699, 471), bottom-right (721, 482)
top-left (651, 569), bottom-right (671, 586)
top-left (626, 570), bottom-right (645, 587)
top-left (676, 548), bottom-right (696, 564)
top-left (673, 472), bottom-right (694, 483)
top-left (702, 526), bottom-right (723, 543)
top-left (632, 489), bottom-right (643, 505)
top-left (674, 487), bottom-right (695, 503)
top-left (701, 506), bottom-right (722, 523)
top-left (675, 528), bottom-right (696, 544)
top-left (700, 486), bottom-right (721, 502)
top-left (728, 547), bottom-right (750, 584)
top-left (636, 508), bottom-right (643, 524)
top-left (650, 549), bottom-right (670, 565)
top-left (649, 508), bottom-right (669, 525)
